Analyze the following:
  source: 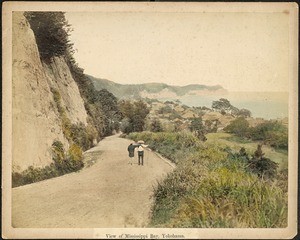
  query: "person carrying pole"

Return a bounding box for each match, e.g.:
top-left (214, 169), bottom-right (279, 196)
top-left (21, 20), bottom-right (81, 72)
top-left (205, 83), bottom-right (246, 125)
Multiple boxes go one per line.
top-left (137, 140), bottom-right (149, 166)
top-left (137, 144), bottom-right (144, 166)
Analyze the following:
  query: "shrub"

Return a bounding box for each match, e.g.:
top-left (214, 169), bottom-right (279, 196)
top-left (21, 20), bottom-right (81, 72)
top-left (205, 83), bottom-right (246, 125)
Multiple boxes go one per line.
top-left (158, 105), bottom-right (173, 114)
top-left (150, 119), bottom-right (163, 132)
top-left (247, 145), bottom-right (279, 179)
top-left (66, 144), bottom-right (84, 171)
top-left (52, 141), bottom-right (84, 174)
top-left (50, 88), bottom-right (73, 141)
top-left (224, 117), bottom-right (250, 137)
top-left (189, 117), bottom-right (207, 141)
top-left (51, 140), bottom-right (65, 164)
top-left (248, 121), bottom-right (288, 150)
top-left (12, 163), bottom-right (60, 188)
top-left (168, 111), bottom-right (182, 120)
top-left (225, 119), bottom-right (288, 150)
top-left (70, 123), bottom-right (91, 151)
top-left (11, 141), bottom-right (84, 187)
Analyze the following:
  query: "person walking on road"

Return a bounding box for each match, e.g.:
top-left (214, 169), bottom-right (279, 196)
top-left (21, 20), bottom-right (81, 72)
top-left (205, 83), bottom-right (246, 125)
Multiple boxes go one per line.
top-left (137, 145), bottom-right (144, 166)
top-left (127, 143), bottom-right (138, 165)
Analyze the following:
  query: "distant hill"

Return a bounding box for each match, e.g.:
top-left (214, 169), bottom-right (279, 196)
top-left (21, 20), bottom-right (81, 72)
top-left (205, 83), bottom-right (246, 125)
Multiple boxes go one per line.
top-left (87, 75), bottom-right (226, 100)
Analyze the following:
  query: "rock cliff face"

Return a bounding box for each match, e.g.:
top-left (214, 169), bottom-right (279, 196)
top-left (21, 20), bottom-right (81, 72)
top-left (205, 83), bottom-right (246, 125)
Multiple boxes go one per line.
top-left (12, 12), bottom-right (88, 172)
top-left (43, 57), bottom-right (88, 125)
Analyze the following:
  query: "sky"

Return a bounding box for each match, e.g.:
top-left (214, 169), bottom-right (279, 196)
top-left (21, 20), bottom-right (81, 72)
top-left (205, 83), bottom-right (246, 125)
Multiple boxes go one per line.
top-left (65, 11), bottom-right (289, 92)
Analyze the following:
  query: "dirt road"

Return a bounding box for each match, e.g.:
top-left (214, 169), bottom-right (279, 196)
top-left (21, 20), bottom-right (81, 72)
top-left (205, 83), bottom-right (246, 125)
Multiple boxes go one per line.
top-left (12, 135), bottom-right (175, 228)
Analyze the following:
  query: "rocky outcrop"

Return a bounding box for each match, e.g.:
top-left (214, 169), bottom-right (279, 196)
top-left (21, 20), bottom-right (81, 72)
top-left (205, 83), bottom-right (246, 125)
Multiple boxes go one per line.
top-left (12, 12), bottom-right (87, 172)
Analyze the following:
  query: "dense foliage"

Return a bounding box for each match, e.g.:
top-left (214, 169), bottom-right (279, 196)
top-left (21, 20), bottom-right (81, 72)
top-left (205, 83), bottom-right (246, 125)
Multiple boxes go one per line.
top-left (127, 131), bottom-right (287, 228)
top-left (25, 12), bottom-right (73, 61)
top-left (223, 117), bottom-right (250, 137)
top-left (212, 98), bottom-right (239, 115)
top-left (157, 105), bottom-right (182, 121)
top-left (247, 145), bottom-right (279, 179)
top-left (224, 118), bottom-right (288, 150)
top-left (119, 100), bottom-right (150, 134)
top-left (249, 121), bottom-right (288, 150)
top-left (12, 141), bottom-right (84, 187)
top-left (67, 55), bottom-right (122, 140)
top-left (150, 119), bottom-right (163, 132)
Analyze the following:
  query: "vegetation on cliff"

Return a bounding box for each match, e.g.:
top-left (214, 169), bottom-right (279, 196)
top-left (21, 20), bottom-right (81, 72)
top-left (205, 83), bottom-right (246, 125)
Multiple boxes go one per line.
top-left (25, 11), bottom-right (122, 142)
top-left (12, 141), bottom-right (83, 187)
top-left (24, 12), bottom-right (73, 61)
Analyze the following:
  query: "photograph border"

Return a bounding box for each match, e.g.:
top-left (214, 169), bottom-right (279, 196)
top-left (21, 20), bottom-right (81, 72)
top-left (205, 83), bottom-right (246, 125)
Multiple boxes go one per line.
top-left (2, 2), bottom-right (298, 239)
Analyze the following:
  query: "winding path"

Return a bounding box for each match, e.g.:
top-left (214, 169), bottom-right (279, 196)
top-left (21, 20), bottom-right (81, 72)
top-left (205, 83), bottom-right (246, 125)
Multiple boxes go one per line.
top-left (12, 134), bottom-right (174, 228)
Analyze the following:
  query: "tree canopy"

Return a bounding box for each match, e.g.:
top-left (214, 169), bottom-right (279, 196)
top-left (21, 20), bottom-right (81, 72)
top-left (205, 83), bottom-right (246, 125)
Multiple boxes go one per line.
top-left (119, 100), bottom-right (150, 134)
top-left (24, 12), bottom-right (73, 60)
top-left (212, 98), bottom-right (251, 117)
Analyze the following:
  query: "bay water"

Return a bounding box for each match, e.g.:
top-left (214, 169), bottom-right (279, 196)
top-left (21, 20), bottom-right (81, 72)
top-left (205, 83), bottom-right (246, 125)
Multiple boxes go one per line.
top-left (160, 92), bottom-right (288, 120)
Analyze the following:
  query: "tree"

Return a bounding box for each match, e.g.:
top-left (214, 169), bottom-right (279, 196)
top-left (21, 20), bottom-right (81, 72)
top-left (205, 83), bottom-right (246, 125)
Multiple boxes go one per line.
top-left (132, 100), bottom-right (150, 132)
top-left (120, 117), bottom-right (133, 134)
top-left (237, 108), bottom-right (252, 118)
top-left (150, 119), bottom-right (163, 132)
top-left (224, 117), bottom-right (250, 137)
top-left (119, 100), bottom-right (134, 119)
top-left (94, 89), bottom-right (121, 135)
top-left (253, 144), bottom-right (264, 159)
top-left (238, 147), bottom-right (249, 161)
top-left (189, 117), bottom-right (207, 141)
top-left (212, 98), bottom-right (239, 115)
top-left (158, 105), bottom-right (173, 114)
top-left (248, 145), bottom-right (278, 179)
top-left (212, 98), bottom-right (231, 111)
top-left (204, 119), bottom-right (219, 133)
top-left (24, 12), bottom-right (73, 60)
top-left (247, 121), bottom-right (288, 150)
top-left (119, 100), bottom-right (149, 134)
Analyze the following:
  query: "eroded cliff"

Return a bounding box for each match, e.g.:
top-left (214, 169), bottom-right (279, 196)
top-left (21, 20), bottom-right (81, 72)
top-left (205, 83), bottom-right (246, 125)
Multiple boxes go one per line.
top-left (12, 12), bottom-right (88, 172)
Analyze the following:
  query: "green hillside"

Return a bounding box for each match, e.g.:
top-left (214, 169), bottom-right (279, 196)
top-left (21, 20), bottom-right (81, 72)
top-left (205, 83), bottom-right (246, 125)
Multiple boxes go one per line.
top-left (87, 75), bottom-right (224, 99)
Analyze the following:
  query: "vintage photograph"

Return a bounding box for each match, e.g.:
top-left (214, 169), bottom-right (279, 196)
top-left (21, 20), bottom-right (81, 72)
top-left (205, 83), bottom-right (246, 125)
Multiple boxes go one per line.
top-left (2, 2), bottom-right (298, 239)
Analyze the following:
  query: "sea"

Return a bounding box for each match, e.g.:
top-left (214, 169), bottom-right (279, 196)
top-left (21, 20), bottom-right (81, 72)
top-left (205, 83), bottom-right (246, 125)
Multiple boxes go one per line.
top-left (159, 92), bottom-right (289, 120)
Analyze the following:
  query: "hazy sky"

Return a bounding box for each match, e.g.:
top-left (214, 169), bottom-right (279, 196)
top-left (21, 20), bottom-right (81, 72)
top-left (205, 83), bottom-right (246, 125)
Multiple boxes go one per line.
top-left (66, 12), bottom-right (289, 92)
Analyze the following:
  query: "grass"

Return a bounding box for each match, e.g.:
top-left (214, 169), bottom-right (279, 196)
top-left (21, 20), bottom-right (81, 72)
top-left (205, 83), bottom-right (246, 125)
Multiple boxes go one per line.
top-left (206, 132), bottom-right (288, 170)
top-left (128, 131), bottom-right (288, 228)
